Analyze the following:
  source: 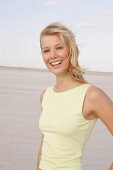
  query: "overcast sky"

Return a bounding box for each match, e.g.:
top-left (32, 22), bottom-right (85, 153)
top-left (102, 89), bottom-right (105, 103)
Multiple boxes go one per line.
top-left (0, 0), bottom-right (113, 72)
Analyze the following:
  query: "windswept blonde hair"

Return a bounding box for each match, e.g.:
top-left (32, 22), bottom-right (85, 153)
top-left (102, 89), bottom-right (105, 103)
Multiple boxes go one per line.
top-left (40, 22), bottom-right (87, 83)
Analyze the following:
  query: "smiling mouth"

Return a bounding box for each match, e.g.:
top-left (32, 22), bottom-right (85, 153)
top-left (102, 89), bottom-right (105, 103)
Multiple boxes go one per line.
top-left (50, 60), bottom-right (63, 66)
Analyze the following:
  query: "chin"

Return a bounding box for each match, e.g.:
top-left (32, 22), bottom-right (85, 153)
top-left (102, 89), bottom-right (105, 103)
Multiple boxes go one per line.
top-left (49, 67), bottom-right (67, 75)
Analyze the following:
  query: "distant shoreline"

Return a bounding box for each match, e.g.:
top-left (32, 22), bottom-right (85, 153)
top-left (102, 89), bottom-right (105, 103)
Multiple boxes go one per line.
top-left (0, 66), bottom-right (113, 76)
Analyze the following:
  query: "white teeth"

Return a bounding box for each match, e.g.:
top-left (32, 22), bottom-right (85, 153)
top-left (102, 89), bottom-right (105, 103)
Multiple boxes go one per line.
top-left (51, 61), bottom-right (62, 66)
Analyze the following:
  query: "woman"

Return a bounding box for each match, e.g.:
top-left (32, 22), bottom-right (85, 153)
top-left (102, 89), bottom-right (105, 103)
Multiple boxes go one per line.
top-left (37, 22), bottom-right (113, 170)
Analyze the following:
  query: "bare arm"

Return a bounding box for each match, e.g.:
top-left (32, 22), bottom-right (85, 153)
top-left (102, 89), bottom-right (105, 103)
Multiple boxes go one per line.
top-left (37, 90), bottom-right (46, 170)
top-left (88, 87), bottom-right (113, 135)
top-left (109, 163), bottom-right (113, 170)
top-left (37, 134), bottom-right (43, 170)
top-left (84, 86), bottom-right (113, 170)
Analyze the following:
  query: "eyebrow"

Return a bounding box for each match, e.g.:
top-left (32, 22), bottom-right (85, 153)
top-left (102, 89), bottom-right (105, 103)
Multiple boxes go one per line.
top-left (42, 42), bottom-right (65, 49)
top-left (56, 42), bottom-right (65, 46)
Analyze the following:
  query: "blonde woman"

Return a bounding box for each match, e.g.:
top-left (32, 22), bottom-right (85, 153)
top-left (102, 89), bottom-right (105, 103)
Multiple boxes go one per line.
top-left (37, 22), bottom-right (113, 170)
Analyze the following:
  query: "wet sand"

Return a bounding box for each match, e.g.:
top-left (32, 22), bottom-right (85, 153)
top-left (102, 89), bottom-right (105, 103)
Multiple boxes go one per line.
top-left (0, 66), bottom-right (113, 170)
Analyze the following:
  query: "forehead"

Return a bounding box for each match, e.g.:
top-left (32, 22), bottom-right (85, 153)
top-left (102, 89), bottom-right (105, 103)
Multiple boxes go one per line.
top-left (41, 34), bottom-right (65, 47)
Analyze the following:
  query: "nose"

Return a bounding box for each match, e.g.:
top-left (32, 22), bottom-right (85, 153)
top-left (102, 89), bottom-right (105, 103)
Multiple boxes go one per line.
top-left (50, 49), bottom-right (57, 59)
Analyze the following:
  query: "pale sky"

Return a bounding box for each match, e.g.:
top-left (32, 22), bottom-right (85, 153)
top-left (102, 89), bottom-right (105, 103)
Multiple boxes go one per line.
top-left (0, 0), bottom-right (113, 72)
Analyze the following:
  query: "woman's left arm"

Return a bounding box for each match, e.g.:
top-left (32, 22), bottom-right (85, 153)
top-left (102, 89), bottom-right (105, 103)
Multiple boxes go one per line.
top-left (88, 86), bottom-right (113, 170)
top-left (109, 163), bottom-right (113, 170)
top-left (90, 86), bottom-right (113, 135)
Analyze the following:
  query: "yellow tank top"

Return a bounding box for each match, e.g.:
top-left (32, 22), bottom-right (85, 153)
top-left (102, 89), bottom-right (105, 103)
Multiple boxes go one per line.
top-left (39, 84), bottom-right (97, 170)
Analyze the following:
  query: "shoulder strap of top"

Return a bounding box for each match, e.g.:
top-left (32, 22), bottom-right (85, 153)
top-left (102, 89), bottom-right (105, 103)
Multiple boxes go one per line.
top-left (41, 85), bottom-right (53, 107)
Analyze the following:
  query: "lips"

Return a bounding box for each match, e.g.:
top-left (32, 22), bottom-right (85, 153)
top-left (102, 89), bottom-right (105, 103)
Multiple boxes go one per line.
top-left (50, 60), bottom-right (63, 66)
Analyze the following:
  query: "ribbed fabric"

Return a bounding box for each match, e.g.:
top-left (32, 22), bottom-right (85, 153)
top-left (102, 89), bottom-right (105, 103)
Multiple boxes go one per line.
top-left (39, 84), bottom-right (97, 170)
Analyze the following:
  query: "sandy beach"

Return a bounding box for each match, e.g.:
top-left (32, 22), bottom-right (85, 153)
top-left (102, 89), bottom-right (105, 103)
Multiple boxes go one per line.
top-left (0, 66), bottom-right (113, 170)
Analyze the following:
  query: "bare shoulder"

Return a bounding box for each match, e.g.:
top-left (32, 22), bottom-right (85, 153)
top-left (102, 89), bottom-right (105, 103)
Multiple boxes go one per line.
top-left (40, 89), bottom-right (46, 103)
top-left (86, 85), bottom-right (110, 102)
top-left (87, 85), bottom-right (113, 135)
top-left (84, 85), bottom-right (113, 120)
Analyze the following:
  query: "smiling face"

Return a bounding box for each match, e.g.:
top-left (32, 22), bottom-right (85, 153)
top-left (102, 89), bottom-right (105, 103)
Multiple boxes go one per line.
top-left (41, 34), bottom-right (71, 75)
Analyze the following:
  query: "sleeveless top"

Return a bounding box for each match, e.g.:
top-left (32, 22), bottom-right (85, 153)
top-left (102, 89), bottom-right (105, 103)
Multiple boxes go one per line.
top-left (39, 84), bottom-right (97, 170)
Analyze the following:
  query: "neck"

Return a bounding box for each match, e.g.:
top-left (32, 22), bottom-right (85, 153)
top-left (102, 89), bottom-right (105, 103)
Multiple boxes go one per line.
top-left (54, 72), bottom-right (81, 92)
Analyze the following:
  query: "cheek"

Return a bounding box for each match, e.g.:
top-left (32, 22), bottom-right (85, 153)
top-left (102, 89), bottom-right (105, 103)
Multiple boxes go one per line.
top-left (63, 49), bottom-right (70, 60)
top-left (42, 54), bottom-right (49, 64)
top-left (58, 49), bottom-right (69, 59)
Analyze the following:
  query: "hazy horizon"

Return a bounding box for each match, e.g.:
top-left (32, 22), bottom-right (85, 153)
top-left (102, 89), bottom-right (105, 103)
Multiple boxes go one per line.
top-left (0, 0), bottom-right (113, 72)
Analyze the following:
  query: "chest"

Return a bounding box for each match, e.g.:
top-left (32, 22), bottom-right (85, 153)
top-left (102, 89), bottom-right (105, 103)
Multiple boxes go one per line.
top-left (39, 95), bottom-right (86, 135)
